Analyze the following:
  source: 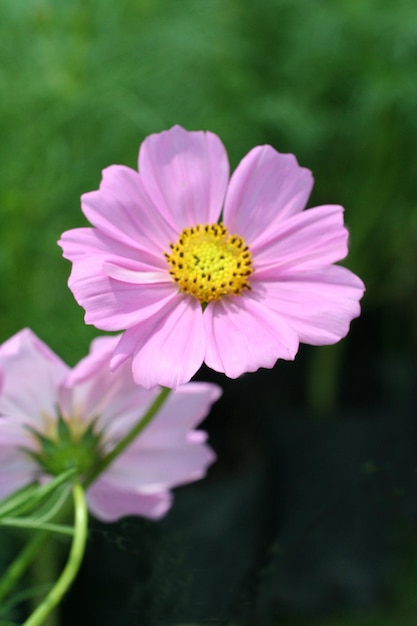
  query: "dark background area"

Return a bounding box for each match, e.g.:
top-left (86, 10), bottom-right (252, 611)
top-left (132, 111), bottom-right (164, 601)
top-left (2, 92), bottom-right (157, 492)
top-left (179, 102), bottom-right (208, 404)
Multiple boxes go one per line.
top-left (1, 1), bottom-right (417, 624)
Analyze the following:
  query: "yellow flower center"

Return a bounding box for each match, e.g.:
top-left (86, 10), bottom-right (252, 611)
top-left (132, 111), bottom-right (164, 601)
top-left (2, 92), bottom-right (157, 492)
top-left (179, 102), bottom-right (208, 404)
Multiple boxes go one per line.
top-left (165, 222), bottom-right (254, 304)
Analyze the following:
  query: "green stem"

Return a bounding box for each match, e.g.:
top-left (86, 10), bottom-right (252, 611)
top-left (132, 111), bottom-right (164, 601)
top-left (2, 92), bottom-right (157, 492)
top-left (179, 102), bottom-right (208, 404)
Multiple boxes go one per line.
top-left (84, 386), bottom-right (171, 488)
top-left (22, 481), bottom-right (88, 626)
top-left (0, 531), bottom-right (47, 606)
top-left (0, 519), bottom-right (74, 536)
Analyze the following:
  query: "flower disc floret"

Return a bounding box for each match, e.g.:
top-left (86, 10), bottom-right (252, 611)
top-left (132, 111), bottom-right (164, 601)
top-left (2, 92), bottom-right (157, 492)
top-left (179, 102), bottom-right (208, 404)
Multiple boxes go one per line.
top-left (165, 222), bottom-right (253, 303)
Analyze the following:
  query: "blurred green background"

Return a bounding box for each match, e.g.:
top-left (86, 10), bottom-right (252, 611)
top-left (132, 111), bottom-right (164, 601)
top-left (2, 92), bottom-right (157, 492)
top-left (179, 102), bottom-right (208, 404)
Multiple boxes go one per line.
top-left (1, 0), bottom-right (417, 624)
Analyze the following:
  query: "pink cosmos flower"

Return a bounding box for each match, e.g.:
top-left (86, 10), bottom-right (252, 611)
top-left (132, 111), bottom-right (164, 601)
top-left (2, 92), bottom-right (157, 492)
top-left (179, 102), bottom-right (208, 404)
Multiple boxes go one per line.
top-left (59, 125), bottom-right (365, 389)
top-left (0, 329), bottom-right (220, 521)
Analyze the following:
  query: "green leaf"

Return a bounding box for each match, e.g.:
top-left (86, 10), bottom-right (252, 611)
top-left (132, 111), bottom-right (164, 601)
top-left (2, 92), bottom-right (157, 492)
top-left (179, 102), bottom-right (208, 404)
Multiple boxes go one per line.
top-left (0, 468), bottom-right (75, 520)
top-left (0, 518), bottom-right (74, 536)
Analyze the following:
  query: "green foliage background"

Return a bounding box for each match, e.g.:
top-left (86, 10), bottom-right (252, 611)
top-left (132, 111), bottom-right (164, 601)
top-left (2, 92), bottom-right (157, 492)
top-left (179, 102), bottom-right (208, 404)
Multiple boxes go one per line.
top-left (2, 0), bottom-right (417, 362)
top-left (1, 0), bottom-right (416, 623)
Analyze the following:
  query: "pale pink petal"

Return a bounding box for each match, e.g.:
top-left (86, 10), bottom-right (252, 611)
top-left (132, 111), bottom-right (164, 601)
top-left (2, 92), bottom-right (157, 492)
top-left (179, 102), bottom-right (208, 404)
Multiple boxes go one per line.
top-left (101, 382), bottom-right (221, 446)
top-left (87, 479), bottom-right (172, 521)
top-left (93, 380), bottom-right (219, 446)
top-left (59, 226), bottom-right (165, 270)
top-left (62, 337), bottom-right (220, 442)
top-left (134, 382), bottom-right (222, 447)
top-left (139, 125), bottom-right (229, 230)
top-left (103, 263), bottom-right (168, 285)
top-left (255, 265), bottom-right (365, 345)
top-left (203, 293), bottom-right (299, 378)
top-left (0, 417), bottom-right (39, 500)
top-left (111, 297), bottom-right (206, 389)
top-left (81, 165), bottom-right (176, 254)
top-left (187, 430), bottom-right (208, 444)
top-left (60, 228), bottom-right (177, 331)
top-left (0, 447), bottom-right (39, 500)
top-left (59, 335), bottom-right (138, 424)
top-left (252, 205), bottom-right (349, 272)
top-left (0, 417), bottom-right (38, 447)
top-left (102, 441), bottom-right (215, 492)
top-left (0, 329), bottom-right (67, 426)
top-left (60, 336), bottom-right (156, 431)
top-left (223, 145), bottom-right (313, 244)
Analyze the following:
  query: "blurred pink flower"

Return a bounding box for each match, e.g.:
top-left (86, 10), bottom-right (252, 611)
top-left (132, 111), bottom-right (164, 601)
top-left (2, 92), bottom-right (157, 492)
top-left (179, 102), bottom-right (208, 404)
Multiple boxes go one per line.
top-left (59, 125), bottom-right (365, 389)
top-left (0, 329), bottom-right (220, 521)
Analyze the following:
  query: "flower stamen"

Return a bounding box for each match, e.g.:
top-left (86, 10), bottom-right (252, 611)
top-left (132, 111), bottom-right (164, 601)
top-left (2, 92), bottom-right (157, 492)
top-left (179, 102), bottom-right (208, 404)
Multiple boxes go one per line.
top-left (165, 222), bottom-right (254, 303)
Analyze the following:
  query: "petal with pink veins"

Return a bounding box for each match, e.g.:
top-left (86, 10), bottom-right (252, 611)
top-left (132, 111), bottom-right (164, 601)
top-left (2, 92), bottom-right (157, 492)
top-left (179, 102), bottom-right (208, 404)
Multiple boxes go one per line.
top-left (139, 125), bottom-right (229, 230)
top-left (81, 165), bottom-right (177, 254)
top-left (252, 204), bottom-right (349, 273)
top-left (111, 297), bottom-right (206, 389)
top-left (0, 329), bottom-right (67, 426)
top-left (256, 265), bottom-right (365, 345)
top-left (60, 223), bottom-right (167, 272)
top-left (223, 145), bottom-right (313, 244)
top-left (61, 228), bottom-right (178, 331)
top-left (204, 293), bottom-right (299, 378)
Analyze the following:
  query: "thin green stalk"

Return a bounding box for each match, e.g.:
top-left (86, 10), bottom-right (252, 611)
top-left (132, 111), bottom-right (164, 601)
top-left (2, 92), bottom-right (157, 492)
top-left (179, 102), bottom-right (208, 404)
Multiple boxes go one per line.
top-left (0, 531), bottom-right (47, 606)
top-left (84, 386), bottom-right (171, 488)
top-left (22, 481), bottom-right (88, 626)
top-left (0, 519), bottom-right (74, 536)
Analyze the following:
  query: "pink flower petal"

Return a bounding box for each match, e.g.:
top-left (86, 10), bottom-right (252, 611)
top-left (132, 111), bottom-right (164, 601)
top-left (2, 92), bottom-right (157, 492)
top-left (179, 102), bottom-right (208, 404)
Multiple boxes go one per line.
top-left (103, 441), bottom-right (215, 492)
top-left (203, 293), bottom-right (300, 378)
top-left (81, 165), bottom-right (176, 254)
top-left (60, 228), bottom-right (177, 331)
top-left (223, 145), bottom-right (313, 244)
top-left (0, 449), bottom-right (38, 500)
top-left (60, 226), bottom-right (165, 270)
top-left (256, 265), bottom-right (365, 345)
top-left (134, 382), bottom-right (222, 448)
top-left (0, 329), bottom-right (67, 426)
top-left (139, 125), bottom-right (229, 230)
top-left (87, 479), bottom-right (173, 521)
top-left (111, 297), bottom-right (206, 389)
top-left (60, 336), bottom-right (152, 428)
top-left (0, 417), bottom-right (40, 499)
top-left (252, 205), bottom-right (349, 273)
top-left (103, 262), bottom-right (168, 285)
